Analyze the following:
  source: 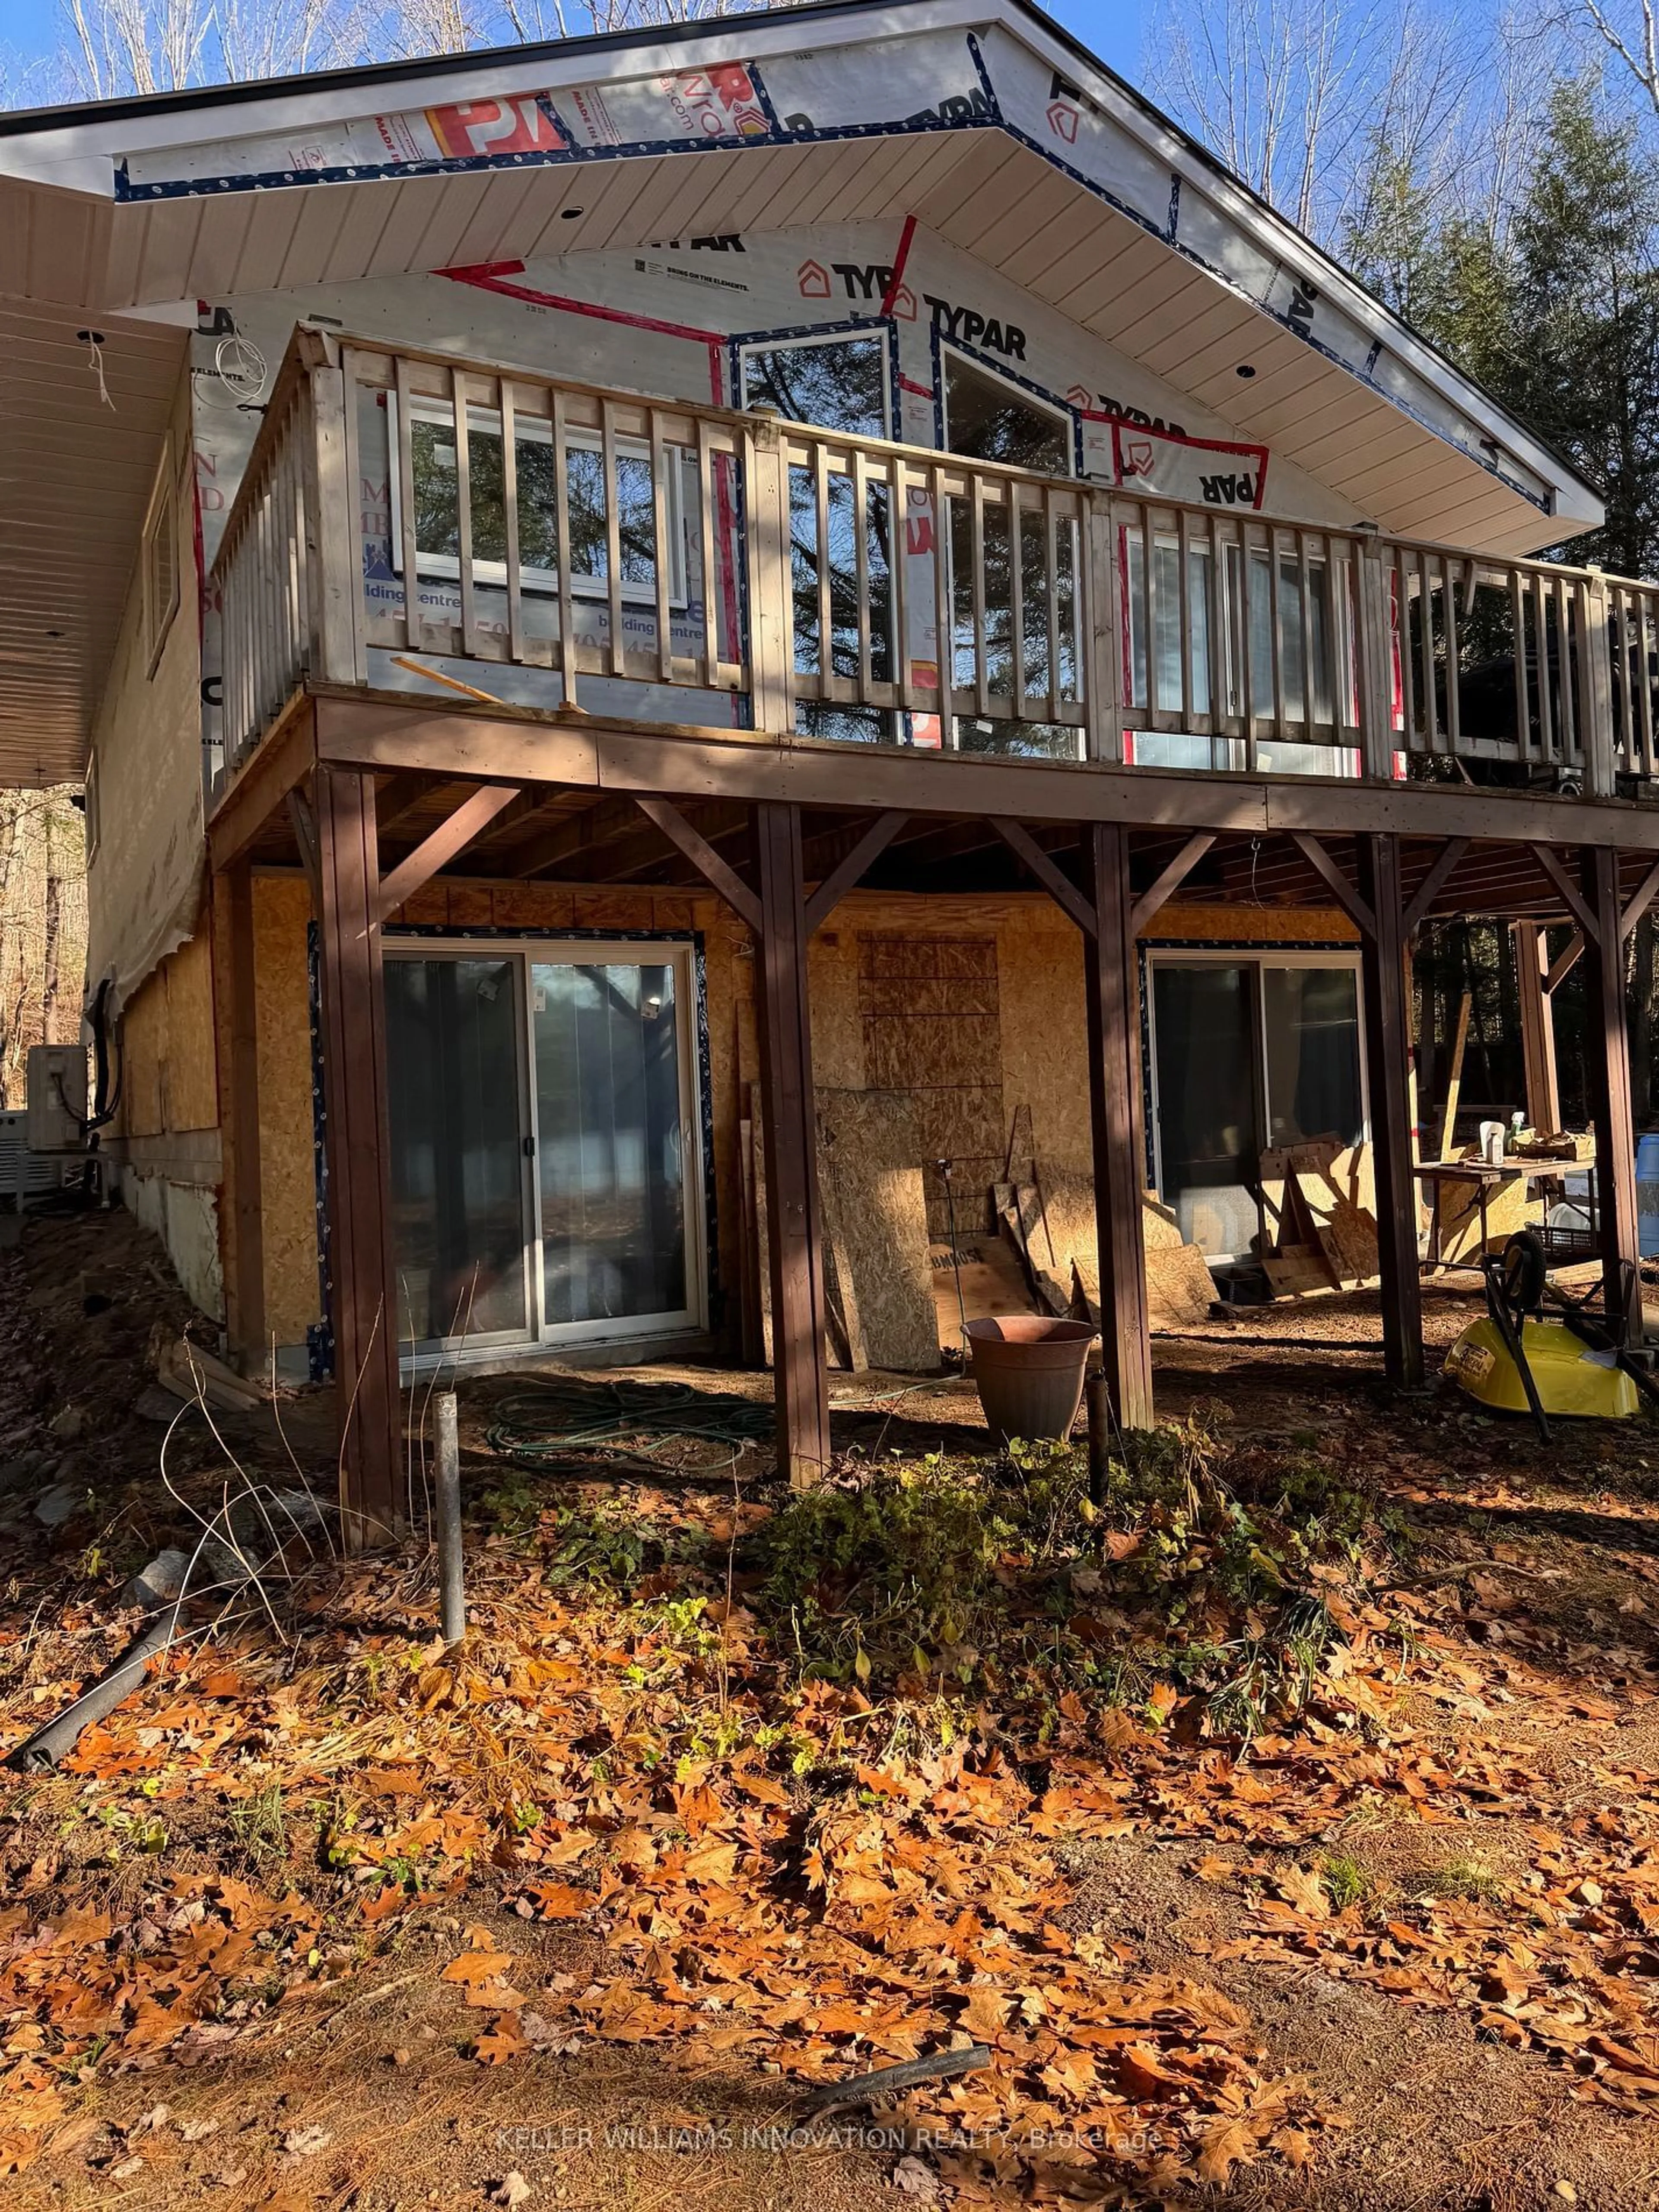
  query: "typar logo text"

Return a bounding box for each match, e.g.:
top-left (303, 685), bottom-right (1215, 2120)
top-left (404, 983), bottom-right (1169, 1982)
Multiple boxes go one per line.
top-left (425, 95), bottom-right (566, 161)
top-left (1046, 73), bottom-right (1082, 144)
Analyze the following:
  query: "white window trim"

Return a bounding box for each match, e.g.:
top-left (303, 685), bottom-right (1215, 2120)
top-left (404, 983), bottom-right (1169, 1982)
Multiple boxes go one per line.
top-left (386, 395), bottom-right (689, 610)
top-left (140, 452), bottom-right (181, 678)
top-left (939, 344), bottom-right (1075, 477)
top-left (736, 327), bottom-right (893, 438)
top-left (383, 935), bottom-right (709, 1370)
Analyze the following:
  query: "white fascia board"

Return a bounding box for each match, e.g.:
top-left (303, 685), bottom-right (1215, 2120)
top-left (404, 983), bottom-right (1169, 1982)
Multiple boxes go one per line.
top-left (0, 0), bottom-right (1600, 530)
top-left (0, 0), bottom-right (987, 183)
top-left (1003, 8), bottom-right (1602, 531)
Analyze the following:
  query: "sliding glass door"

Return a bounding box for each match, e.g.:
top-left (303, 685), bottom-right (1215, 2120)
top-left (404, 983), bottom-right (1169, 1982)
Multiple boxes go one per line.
top-left (1147, 950), bottom-right (1367, 1259)
top-left (385, 952), bottom-right (531, 1348)
top-left (384, 940), bottom-right (704, 1359)
top-left (1147, 961), bottom-right (1261, 1258)
top-left (531, 959), bottom-right (691, 1333)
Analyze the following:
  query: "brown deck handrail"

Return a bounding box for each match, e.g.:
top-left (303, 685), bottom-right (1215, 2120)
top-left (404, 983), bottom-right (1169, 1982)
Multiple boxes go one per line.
top-left (205, 325), bottom-right (1659, 798)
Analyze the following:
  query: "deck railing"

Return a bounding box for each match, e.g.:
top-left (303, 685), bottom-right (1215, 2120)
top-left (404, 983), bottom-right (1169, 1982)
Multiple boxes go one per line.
top-left (209, 358), bottom-right (315, 776)
top-left (205, 327), bottom-right (1659, 801)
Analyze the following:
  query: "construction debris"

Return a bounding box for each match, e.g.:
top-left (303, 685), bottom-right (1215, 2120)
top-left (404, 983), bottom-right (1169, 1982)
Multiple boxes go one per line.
top-left (1259, 1141), bottom-right (1381, 1295)
top-left (995, 1113), bottom-right (1220, 1332)
top-left (152, 1332), bottom-right (267, 1412)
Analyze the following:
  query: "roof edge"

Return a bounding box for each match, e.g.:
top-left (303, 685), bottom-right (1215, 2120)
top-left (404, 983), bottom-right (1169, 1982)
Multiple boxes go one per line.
top-left (0, 0), bottom-right (1605, 525)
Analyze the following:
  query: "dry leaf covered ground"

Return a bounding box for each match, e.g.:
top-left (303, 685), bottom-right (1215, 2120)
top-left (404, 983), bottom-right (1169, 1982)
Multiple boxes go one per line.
top-left (1, 1213), bottom-right (1658, 2211)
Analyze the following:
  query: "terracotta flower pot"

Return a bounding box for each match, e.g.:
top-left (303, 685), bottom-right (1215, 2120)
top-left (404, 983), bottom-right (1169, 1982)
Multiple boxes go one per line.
top-left (964, 1315), bottom-right (1095, 1445)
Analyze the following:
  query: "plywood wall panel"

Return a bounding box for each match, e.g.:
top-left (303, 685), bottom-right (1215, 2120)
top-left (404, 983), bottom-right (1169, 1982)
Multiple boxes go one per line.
top-left (120, 973), bottom-right (165, 1139)
top-left (806, 931), bottom-right (865, 1090)
top-left (1152, 902), bottom-right (1358, 944)
top-left (998, 910), bottom-right (1091, 1176)
top-left (164, 930), bottom-right (219, 1132)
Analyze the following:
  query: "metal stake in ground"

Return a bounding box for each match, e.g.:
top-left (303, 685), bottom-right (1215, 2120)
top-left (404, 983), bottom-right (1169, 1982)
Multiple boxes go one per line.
top-left (937, 1157), bottom-right (969, 1353)
top-left (435, 1391), bottom-right (466, 1646)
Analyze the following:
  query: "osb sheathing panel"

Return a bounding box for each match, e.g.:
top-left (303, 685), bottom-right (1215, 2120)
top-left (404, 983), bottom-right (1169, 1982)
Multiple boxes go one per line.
top-left (119, 926), bottom-right (218, 1141)
top-left (816, 1088), bottom-right (938, 1372)
top-left (237, 876), bottom-right (1344, 1354)
top-left (997, 910), bottom-right (1092, 1177)
top-left (120, 971), bottom-right (165, 1139)
top-left (1153, 902), bottom-right (1359, 945)
top-left (804, 932), bottom-right (864, 1089)
top-left (165, 930), bottom-right (219, 1132)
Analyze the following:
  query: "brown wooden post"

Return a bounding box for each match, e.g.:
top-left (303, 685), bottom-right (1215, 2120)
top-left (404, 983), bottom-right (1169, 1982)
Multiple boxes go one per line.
top-left (219, 860), bottom-right (265, 1374)
top-left (1356, 831), bottom-right (1425, 1387)
top-left (1582, 844), bottom-right (1642, 1343)
top-left (1512, 921), bottom-right (1561, 1136)
top-left (752, 801), bottom-right (831, 1487)
top-left (1082, 822), bottom-right (1154, 1430)
top-left (315, 767), bottom-right (403, 1542)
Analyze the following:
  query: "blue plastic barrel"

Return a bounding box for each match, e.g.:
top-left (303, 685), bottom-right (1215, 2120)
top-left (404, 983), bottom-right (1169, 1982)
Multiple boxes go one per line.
top-left (1638, 1134), bottom-right (1659, 1255)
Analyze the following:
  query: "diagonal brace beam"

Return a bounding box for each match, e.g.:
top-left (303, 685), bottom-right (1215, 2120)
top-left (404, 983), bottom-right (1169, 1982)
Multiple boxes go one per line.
top-left (991, 817), bottom-right (1098, 938)
top-left (804, 812), bottom-right (908, 936)
top-left (1130, 832), bottom-right (1217, 939)
top-left (634, 797), bottom-right (763, 932)
top-left (376, 783), bottom-right (521, 920)
top-left (1290, 832), bottom-right (1376, 939)
top-left (1545, 932), bottom-right (1583, 993)
top-left (1529, 842), bottom-right (1600, 943)
top-left (1621, 853), bottom-right (1659, 942)
top-left (1401, 836), bottom-right (1470, 936)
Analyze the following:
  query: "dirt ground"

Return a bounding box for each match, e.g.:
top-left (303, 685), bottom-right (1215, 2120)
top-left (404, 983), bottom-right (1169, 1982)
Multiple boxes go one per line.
top-left (3, 1210), bottom-right (1659, 2211)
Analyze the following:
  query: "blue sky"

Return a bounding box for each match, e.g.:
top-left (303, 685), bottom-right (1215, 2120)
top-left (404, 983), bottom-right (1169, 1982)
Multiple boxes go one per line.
top-left (2, 0), bottom-right (1146, 92)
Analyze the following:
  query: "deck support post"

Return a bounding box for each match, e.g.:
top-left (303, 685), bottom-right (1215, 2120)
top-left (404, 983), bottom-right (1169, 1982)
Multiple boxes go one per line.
top-left (315, 767), bottom-right (403, 1545)
top-left (1582, 845), bottom-right (1643, 1344)
top-left (217, 859), bottom-right (265, 1374)
top-left (753, 801), bottom-right (832, 1488)
top-left (1082, 822), bottom-right (1154, 1430)
top-left (1356, 832), bottom-right (1424, 1388)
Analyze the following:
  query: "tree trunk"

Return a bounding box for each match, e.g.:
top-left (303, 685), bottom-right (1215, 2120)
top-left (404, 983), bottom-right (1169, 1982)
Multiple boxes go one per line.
top-left (41, 811), bottom-right (60, 1050)
top-left (0, 796), bottom-right (19, 1109)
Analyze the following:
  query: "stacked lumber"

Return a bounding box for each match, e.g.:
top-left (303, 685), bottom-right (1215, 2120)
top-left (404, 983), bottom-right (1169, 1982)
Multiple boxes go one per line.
top-left (1258, 1141), bottom-right (1380, 1295)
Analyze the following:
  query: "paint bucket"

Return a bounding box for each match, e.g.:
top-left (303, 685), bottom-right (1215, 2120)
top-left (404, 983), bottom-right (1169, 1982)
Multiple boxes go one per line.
top-left (1637, 1134), bottom-right (1659, 1257)
top-left (964, 1316), bottom-right (1095, 1446)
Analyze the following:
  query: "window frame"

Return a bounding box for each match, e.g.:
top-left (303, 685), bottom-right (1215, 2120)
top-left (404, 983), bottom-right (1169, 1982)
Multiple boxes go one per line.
top-left (1124, 525), bottom-right (1350, 736)
top-left (381, 933), bottom-right (710, 1370)
top-left (736, 327), bottom-right (894, 439)
top-left (386, 394), bottom-right (689, 610)
top-left (939, 345), bottom-right (1084, 753)
top-left (140, 456), bottom-right (181, 678)
top-left (1144, 944), bottom-right (1371, 1262)
top-left (938, 344), bottom-right (1076, 478)
top-left (737, 328), bottom-right (898, 743)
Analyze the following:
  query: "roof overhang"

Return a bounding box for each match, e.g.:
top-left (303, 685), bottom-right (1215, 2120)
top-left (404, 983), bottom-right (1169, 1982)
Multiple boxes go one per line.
top-left (0, 0), bottom-right (1607, 784)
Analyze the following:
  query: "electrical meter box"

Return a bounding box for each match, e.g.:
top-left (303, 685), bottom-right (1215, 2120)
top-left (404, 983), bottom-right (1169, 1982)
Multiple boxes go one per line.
top-left (26, 1044), bottom-right (87, 1156)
